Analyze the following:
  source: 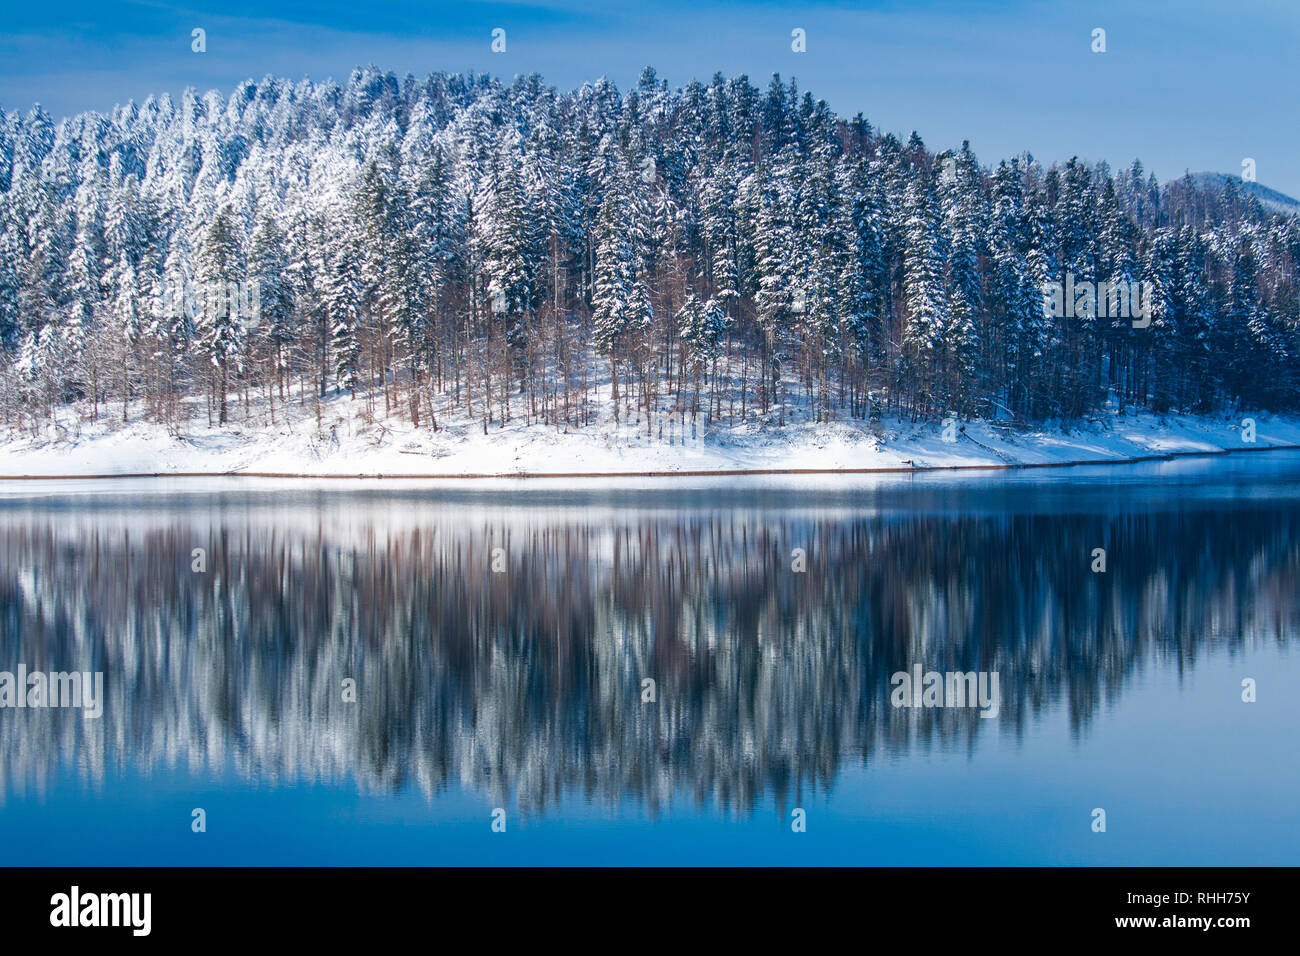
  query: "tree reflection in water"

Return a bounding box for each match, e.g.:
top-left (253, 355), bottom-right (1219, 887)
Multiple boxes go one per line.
top-left (1, 492), bottom-right (1295, 815)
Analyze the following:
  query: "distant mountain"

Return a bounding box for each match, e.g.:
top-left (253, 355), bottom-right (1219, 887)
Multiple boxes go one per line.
top-left (1171, 171), bottom-right (1300, 216)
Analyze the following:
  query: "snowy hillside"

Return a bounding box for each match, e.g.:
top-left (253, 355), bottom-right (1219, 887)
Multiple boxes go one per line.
top-left (3, 67), bottom-right (1299, 465)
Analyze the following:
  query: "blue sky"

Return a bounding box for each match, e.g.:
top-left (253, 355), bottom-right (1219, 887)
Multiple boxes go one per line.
top-left (2, 0), bottom-right (1298, 196)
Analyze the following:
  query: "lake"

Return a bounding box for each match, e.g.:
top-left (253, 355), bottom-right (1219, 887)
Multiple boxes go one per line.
top-left (1, 452), bottom-right (1298, 865)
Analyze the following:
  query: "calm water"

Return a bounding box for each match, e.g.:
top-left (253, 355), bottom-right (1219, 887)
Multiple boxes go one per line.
top-left (1, 453), bottom-right (1298, 865)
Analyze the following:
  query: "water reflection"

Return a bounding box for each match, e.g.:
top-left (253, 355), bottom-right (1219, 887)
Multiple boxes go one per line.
top-left (1, 481), bottom-right (1296, 815)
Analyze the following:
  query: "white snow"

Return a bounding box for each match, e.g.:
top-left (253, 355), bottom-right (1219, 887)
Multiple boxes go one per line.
top-left (1, 394), bottom-right (1297, 480)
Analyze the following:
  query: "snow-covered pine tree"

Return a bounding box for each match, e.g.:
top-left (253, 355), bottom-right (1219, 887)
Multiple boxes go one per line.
top-left (590, 156), bottom-right (655, 422)
top-left (937, 142), bottom-right (984, 415)
top-left (249, 208), bottom-right (294, 397)
top-left (194, 204), bottom-right (244, 422)
top-left (901, 169), bottom-right (948, 416)
top-left (753, 148), bottom-right (798, 416)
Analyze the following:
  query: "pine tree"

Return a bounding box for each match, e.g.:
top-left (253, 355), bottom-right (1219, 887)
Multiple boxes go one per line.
top-left (249, 210), bottom-right (294, 393)
top-left (937, 143), bottom-right (984, 414)
top-left (478, 141), bottom-right (539, 350)
top-left (592, 159), bottom-right (652, 354)
top-left (194, 205), bottom-right (243, 422)
top-left (323, 221), bottom-right (362, 397)
top-left (753, 150), bottom-right (799, 415)
top-left (901, 171), bottom-right (948, 415)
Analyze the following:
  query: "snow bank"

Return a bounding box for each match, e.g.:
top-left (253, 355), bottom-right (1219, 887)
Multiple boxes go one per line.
top-left (2, 402), bottom-right (1297, 479)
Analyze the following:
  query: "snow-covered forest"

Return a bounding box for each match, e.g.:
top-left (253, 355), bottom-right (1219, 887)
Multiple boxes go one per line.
top-left (1, 65), bottom-right (1297, 438)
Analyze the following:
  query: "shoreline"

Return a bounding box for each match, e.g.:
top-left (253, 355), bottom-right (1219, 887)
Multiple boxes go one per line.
top-left (2, 442), bottom-right (1296, 482)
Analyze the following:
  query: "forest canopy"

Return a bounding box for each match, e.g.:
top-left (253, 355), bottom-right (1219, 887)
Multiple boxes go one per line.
top-left (0, 66), bottom-right (1296, 435)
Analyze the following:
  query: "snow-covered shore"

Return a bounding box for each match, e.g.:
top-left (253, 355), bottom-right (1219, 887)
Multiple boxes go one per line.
top-left (1, 402), bottom-right (1297, 478)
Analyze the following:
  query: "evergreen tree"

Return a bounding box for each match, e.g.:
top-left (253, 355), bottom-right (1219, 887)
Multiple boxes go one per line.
top-left (249, 209), bottom-right (294, 389)
top-left (901, 171), bottom-right (948, 415)
top-left (194, 205), bottom-right (243, 423)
